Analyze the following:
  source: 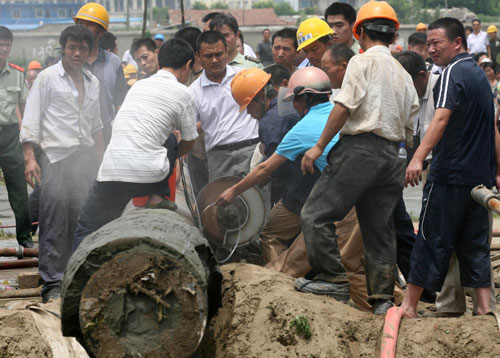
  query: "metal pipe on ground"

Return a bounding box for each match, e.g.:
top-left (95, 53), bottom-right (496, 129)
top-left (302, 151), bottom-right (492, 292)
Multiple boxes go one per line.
top-left (0, 287), bottom-right (40, 299)
top-left (471, 185), bottom-right (500, 215)
top-left (0, 259), bottom-right (38, 270)
top-left (0, 247), bottom-right (38, 258)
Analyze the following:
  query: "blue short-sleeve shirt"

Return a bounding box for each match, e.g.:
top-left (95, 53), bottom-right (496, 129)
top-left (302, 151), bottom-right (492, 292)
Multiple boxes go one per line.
top-left (429, 53), bottom-right (496, 187)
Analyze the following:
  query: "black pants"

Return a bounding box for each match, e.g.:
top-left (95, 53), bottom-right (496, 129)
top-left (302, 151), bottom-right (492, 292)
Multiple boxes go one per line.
top-left (301, 133), bottom-right (405, 304)
top-left (73, 135), bottom-right (177, 250)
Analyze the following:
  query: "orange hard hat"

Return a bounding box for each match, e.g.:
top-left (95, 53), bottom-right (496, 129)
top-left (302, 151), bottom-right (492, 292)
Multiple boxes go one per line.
top-left (353, 1), bottom-right (399, 40)
top-left (416, 23), bottom-right (427, 31)
top-left (231, 68), bottom-right (272, 112)
top-left (27, 60), bottom-right (42, 71)
top-left (282, 67), bottom-right (331, 102)
top-left (73, 2), bottom-right (109, 31)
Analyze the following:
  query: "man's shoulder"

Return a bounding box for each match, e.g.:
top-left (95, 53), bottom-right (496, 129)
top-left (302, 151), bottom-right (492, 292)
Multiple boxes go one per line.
top-left (103, 50), bottom-right (122, 69)
top-left (8, 62), bottom-right (24, 73)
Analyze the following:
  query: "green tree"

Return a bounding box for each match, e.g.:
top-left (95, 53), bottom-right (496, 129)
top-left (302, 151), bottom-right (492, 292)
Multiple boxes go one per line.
top-left (192, 1), bottom-right (208, 10)
top-left (152, 7), bottom-right (169, 24)
top-left (210, 1), bottom-right (229, 9)
top-left (274, 2), bottom-right (297, 16)
top-left (252, 1), bottom-right (274, 9)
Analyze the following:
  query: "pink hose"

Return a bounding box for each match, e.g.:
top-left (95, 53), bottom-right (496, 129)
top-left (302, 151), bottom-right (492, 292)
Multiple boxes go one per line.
top-left (380, 307), bottom-right (403, 358)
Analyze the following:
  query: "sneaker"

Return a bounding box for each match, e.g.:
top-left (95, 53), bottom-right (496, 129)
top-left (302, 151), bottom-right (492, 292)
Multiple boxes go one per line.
top-left (421, 310), bottom-right (463, 318)
top-left (373, 299), bottom-right (394, 315)
top-left (41, 286), bottom-right (60, 304)
top-left (294, 277), bottom-right (350, 302)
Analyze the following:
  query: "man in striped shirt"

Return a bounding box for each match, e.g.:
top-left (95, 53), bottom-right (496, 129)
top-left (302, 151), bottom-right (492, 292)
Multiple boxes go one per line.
top-left (402, 17), bottom-right (499, 318)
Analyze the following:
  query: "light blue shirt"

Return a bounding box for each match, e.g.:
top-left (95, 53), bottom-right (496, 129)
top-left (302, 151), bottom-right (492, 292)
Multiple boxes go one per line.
top-left (276, 101), bottom-right (338, 171)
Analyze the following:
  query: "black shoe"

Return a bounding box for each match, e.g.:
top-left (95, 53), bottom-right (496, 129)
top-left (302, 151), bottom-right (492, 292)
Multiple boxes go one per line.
top-left (41, 286), bottom-right (60, 303)
top-left (20, 241), bottom-right (35, 249)
top-left (295, 277), bottom-right (350, 302)
top-left (373, 299), bottom-right (394, 315)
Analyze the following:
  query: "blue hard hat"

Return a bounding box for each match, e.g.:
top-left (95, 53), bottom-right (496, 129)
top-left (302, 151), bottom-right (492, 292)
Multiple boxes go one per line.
top-left (154, 33), bottom-right (164, 41)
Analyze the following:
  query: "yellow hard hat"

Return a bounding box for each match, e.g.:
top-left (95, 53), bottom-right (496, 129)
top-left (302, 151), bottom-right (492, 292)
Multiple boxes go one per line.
top-left (73, 3), bottom-right (109, 31)
top-left (123, 64), bottom-right (137, 79)
top-left (231, 68), bottom-right (271, 112)
top-left (416, 23), bottom-right (427, 31)
top-left (353, 1), bottom-right (399, 40)
top-left (296, 17), bottom-right (334, 51)
top-left (487, 25), bottom-right (498, 34)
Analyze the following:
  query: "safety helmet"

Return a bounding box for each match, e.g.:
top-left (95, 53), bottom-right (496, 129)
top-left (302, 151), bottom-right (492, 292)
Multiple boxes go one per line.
top-left (123, 64), bottom-right (137, 80)
top-left (231, 68), bottom-right (272, 112)
top-left (27, 60), bottom-right (42, 71)
top-left (296, 17), bottom-right (334, 51)
top-left (353, 1), bottom-right (399, 40)
top-left (416, 23), bottom-right (427, 31)
top-left (487, 25), bottom-right (498, 34)
top-left (282, 67), bottom-right (331, 102)
top-left (73, 3), bottom-right (109, 31)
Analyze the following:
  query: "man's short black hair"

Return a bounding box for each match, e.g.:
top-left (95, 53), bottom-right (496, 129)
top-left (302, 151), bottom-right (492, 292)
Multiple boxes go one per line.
top-left (272, 27), bottom-right (298, 49)
top-left (408, 32), bottom-right (427, 47)
top-left (465, 25), bottom-right (473, 33)
top-left (263, 64), bottom-right (290, 88)
top-left (324, 2), bottom-right (357, 25)
top-left (473, 52), bottom-right (487, 62)
top-left (202, 11), bottom-right (222, 24)
top-left (196, 31), bottom-right (227, 53)
top-left (360, 18), bottom-right (397, 45)
top-left (325, 43), bottom-right (355, 63)
top-left (130, 38), bottom-right (157, 58)
top-left (394, 51), bottom-right (427, 80)
top-left (480, 61), bottom-right (495, 72)
top-left (0, 26), bottom-right (13, 42)
top-left (209, 13), bottom-right (239, 35)
top-left (472, 18), bottom-right (481, 25)
top-left (59, 25), bottom-right (94, 52)
top-left (262, 28), bottom-right (271, 34)
top-left (99, 32), bottom-right (117, 51)
top-left (429, 17), bottom-right (466, 49)
top-left (174, 27), bottom-right (202, 51)
top-left (158, 38), bottom-right (195, 70)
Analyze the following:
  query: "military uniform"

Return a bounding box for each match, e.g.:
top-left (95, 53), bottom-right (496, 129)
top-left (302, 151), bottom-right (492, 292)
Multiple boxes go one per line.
top-left (0, 62), bottom-right (33, 247)
top-left (229, 52), bottom-right (264, 69)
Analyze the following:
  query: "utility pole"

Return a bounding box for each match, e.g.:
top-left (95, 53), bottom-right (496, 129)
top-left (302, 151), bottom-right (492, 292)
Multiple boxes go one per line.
top-left (126, 0), bottom-right (130, 29)
top-left (445, 0), bottom-right (448, 9)
top-left (142, 0), bottom-right (148, 37)
top-left (180, 0), bottom-right (185, 27)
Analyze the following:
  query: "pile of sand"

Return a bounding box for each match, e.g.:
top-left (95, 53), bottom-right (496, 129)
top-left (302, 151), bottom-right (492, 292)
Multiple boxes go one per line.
top-left (198, 264), bottom-right (500, 358)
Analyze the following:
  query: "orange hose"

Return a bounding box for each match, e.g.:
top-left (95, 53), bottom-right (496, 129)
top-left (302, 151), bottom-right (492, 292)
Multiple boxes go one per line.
top-left (380, 307), bottom-right (403, 358)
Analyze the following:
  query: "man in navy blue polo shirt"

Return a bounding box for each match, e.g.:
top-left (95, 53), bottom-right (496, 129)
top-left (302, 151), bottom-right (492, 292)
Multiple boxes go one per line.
top-left (401, 17), bottom-right (499, 318)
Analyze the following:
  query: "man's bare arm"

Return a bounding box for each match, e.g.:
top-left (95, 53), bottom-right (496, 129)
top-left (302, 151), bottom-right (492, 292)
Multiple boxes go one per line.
top-left (178, 139), bottom-right (195, 157)
top-left (23, 142), bottom-right (41, 188)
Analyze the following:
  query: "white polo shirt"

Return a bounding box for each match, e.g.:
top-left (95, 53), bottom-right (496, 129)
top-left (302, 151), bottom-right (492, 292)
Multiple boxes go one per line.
top-left (189, 65), bottom-right (259, 152)
top-left (97, 70), bottom-right (198, 183)
top-left (467, 31), bottom-right (489, 54)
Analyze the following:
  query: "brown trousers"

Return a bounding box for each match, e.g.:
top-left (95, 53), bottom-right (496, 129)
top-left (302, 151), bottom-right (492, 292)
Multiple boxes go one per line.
top-left (263, 204), bottom-right (404, 311)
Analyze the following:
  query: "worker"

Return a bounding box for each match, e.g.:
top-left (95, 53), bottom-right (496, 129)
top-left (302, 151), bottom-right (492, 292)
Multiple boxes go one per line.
top-left (296, 17), bottom-right (334, 68)
top-left (216, 66), bottom-right (337, 265)
top-left (189, 31), bottom-right (259, 181)
top-left (25, 60), bottom-right (42, 90)
top-left (299, 1), bottom-right (419, 315)
top-left (130, 38), bottom-right (159, 79)
top-left (209, 13), bottom-right (262, 69)
top-left (272, 27), bottom-right (298, 75)
top-left (324, 2), bottom-right (361, 53)
top-left (487, 25), bottom-right (500, 65)
top-left (0, 26), bottom-right (34, 248)
top-left (416, 22), bottom-right (427, 33)
top-left (123, 64), bottom-right (137, 88)
top-left (21, 26), bottom-right (104, 303)
top-left (74, 38), bottom-right (198, 248)
top-left (74, 2), bottom-right (128, 144)
top-left (153, 33), bottom-right (164, 49)
top-left (401, 17), bottom-right (498, 319)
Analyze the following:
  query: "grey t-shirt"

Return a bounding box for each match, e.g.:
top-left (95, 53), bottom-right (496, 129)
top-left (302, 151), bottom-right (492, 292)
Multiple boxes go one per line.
top-left (257, 41), bottom-right (273, 66)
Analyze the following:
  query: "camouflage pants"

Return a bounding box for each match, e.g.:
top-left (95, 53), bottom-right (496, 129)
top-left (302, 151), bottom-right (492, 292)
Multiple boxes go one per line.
top-left (301, 133), bottom-right (405, 303)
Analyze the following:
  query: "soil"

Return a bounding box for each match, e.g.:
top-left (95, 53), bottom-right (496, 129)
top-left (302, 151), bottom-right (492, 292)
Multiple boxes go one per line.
top-left (198, 263), bottom-right (500, 358)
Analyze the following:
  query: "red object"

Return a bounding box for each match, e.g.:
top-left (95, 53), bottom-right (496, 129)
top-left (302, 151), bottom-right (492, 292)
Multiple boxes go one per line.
top-left (380, 307), bottom-right (403, 358)
top-left (132, 168), bottom-right (176, 207)
top-left (0, 259), bottom-right (38, 270)
top-left (0, 248), bottom-right (38, 258)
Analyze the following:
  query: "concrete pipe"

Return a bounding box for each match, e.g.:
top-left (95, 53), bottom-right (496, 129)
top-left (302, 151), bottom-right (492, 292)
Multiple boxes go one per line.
top-left (60, 209), bottom-right (221, 358)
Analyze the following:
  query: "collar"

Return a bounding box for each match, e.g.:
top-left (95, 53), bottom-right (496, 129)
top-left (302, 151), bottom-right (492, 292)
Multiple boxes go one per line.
top-left (448, 52), bottom-right (473, 66)
top-left (0, 61), bottom-right (8, 74)
top-left (200, 65), bottom-right (235, 87)
top-left (230, 52), bottom-right (245, 65)
top-left (364, 45), bottom-right (392, 56)
top-left (307, 101), bottom-right (332, 114)
top-left (56, 59), bottom-right (93, 82)
top-left (155, 69), bottom-right (178, 82)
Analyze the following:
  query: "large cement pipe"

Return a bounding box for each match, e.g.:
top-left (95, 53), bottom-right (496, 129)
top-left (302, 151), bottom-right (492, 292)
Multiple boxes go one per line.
top-left (60, 209), bottom-right (221, 358)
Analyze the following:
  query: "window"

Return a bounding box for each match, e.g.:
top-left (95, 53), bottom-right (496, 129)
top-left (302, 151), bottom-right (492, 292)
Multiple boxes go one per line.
top-left (45, 9), bottom-right (51, 18)
top-left (58, 8), bottom-right (66, 18)
top-left (35, 8), bottom-right (43, 18)
top-left (11, 9), bottom-right (20, 19)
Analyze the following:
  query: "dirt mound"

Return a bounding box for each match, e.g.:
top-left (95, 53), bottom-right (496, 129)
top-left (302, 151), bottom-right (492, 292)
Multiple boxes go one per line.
top-left (198, 264), bottom-right (500, 358)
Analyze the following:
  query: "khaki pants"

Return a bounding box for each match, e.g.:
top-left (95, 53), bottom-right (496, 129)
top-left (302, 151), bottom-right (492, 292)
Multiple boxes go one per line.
top-left (266, 207), bottom-right (404, 311)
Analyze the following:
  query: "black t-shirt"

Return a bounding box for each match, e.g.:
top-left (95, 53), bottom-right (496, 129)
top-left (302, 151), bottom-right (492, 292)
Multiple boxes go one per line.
top-left (428, 53), bottom-right (496, 187)
top-left (490, 38), bottom-right (500, 65)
